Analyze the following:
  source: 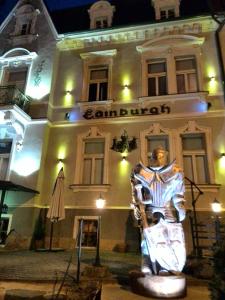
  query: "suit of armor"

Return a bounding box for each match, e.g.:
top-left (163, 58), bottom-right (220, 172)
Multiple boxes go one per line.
top-left (131, 150), bottom-right (186, 275)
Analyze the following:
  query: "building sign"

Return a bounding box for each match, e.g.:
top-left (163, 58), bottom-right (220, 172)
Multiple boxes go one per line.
top-left (83, 104), bottom-right (170, 120)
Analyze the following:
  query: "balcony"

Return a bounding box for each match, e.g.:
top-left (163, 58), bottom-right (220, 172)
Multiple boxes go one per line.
top-left (0, 85), bottom-right (31, 112)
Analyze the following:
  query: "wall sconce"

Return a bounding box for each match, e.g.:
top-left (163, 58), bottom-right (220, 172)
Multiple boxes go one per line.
top-left (122, 156), bottom-right (126, 162)
top-left (65, 90), bottom-right (72, 95)
top-left (57, 158), bottom-right (64, 164)
top-left (123, 84), bottom-right (130, 89)
top-left (111, 130), bottom-right (137, 153)
top-left (209, 76), bottom-right (216, 82)
top-left (221, 153), bottom-right (225, 158)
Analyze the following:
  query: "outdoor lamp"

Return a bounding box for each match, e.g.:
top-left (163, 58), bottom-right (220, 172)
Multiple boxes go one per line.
top-left (96, 194), bottom-right (105, 209)
top-left (211, 198), bottom-right (222, 213)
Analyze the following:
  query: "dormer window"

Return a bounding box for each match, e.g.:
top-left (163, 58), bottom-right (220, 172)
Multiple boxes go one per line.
top-left (95, 17), bottom-right (108, 29)
top-left (10, 3), bottom-right (40, 45)
top-left (88, 1), bottom-right (115, 30)
top-left (151, 0), bottom-right (180, 20)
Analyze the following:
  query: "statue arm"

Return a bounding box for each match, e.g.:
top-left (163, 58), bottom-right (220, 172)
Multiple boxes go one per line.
top-left (172, 172), bottom-right (186, 222)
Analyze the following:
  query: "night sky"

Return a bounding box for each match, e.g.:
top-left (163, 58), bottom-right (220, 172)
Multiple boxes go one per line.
top-left (0, 0), bottom-right (99, 23)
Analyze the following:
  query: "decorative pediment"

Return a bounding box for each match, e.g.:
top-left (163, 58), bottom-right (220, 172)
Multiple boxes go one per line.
top-left (137, 35), bottom-right (205, 53)
top-left (141, 123), bottom-right (171, 136)
top-left (0, 48), bottom-right (37, 68)
top-left (178, 120), bottom-right (210, 134)
top-left (84, 126), bottom-right (106, 138)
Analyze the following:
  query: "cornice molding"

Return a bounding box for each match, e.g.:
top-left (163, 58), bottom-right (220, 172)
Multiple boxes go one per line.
top-left (57, 16), bottom-right (217, 51)
top-left (80, 49), bottom-right (117, 59)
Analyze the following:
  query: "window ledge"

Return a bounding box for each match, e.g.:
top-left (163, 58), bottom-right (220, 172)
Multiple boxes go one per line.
top-left (69, 184), bottom-right (111, 192)
top-left (78, 100), bottom-right (113, 111)
top-left (139, 91), bottom-right (208, 104)
top-left (9, 34), bottom-right (38, 46)
top-left (185, 183), bottom-right (221, 193)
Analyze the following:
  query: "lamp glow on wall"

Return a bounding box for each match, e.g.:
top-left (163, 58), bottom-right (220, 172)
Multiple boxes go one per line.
top-left (207, 67), bottom-right (217, 94)
top-left (57, 145), bottom-right (67, 173)
top-left (211, 198), bottom-right (222, 213)
top-left (121, 75), bottom-right (131, 101)
top-left (64, 78), bottom-right (75, 106)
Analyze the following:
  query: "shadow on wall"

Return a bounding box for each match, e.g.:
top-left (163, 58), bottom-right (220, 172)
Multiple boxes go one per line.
top-left (124, 210), bottom-right (140, 253)
top-left (30, 208), bottom-right (46, 250)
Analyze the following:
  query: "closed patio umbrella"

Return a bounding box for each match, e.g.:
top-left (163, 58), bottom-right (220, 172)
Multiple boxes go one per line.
top-left (47, 167), bottom-right (65, 250)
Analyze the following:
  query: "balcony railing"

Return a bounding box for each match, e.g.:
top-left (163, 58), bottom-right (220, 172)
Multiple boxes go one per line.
top-left (0, 85), bottom-right (31, 112)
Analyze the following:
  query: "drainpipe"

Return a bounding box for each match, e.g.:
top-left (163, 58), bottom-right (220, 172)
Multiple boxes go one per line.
top-left (215, 20), bottom-right (225, 102)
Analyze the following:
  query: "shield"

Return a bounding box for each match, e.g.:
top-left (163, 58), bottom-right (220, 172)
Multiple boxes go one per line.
top-left (47, 167), bottom-right (65, 250)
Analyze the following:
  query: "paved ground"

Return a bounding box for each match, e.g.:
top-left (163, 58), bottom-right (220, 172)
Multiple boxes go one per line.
top-left (0, 249), bottom-right (210, 299)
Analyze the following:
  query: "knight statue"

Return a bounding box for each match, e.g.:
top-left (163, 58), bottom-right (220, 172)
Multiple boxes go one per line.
top-left (130, 146), bottom-right (186, 275)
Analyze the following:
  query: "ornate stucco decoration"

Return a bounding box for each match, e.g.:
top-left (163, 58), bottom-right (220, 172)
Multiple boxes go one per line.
top-left (57, 16), bottom-right (215, 51)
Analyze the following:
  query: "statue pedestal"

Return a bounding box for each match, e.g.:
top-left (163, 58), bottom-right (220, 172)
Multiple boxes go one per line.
top-left (129, 271), bottom-right (186, 299)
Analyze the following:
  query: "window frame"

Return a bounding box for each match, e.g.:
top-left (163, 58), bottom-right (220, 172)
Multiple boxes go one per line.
top-left (82, 138), bottom-right (105, 185)
top-left (138, 36), bottom-right (204, 97)
top-left (88, 66), bottom-right (109, 102)
top-left (175, 121), bottom-right (215, 184)
top-left (181, 133), bottom-right (209, 183)
top-left (80, 50), bottom-right (117, 103)
top-left (175, 56), bottom-right (198, 94)
top-left (147, 59), bottom-right (167, 96)
top-left (73, 216), bottom-right (99, 248)
top-left (140, 123), bottom-right (174, 165)
top-left (74, 127), bottom-right (110, 192)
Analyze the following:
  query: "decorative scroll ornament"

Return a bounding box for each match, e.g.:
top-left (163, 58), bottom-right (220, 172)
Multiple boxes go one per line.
top-left (111, 130), bottom-right (137, 153)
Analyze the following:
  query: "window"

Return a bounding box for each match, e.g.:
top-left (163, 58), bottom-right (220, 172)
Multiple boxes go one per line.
top-left (73, 127), bottom-right (110, 191)
top-left (21, 22), bottom-right (32, 35)
top-left (80, 219), bottom-right (98, 247)
top-left (4, 67), bottom-right (28, 92)
top-left (147, 60), bottom-right (167, 96)
top-left (73, 216), bottom-right (99, 248)
top-left (88, 67), bottom-right (108, 101)
top-left (82, 139), bottom-right (104, 184)
top-left (176, 57), bottom-right (198, 94)
top-left (95, 17), bottom-right (108, 29)
top-left (0, 214), bottom-right (12, 246)
top-left (181, 133), bottom-right (209, 183)
top-left (140, 123), bottom-right (173, 166)
top-left (147, 135), bottom-right (169, 165)
top-left (0, 140), bottom-right (12, 180)
top-left (160, 8), bottom-right (175, 19)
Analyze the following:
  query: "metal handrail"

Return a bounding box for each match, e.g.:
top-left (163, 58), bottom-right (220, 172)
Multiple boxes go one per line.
top-left (185, 176), bottom-right (204, 257)
top-left (0, 85), bottom-right (31, 112)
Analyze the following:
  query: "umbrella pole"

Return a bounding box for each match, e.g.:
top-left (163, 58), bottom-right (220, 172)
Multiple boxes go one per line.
top-left (49, 222), bottom-right (54, 251)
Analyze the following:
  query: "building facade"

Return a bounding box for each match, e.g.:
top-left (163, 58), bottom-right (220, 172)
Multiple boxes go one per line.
top-left (0, 0), bottom-right (225, 253)
top-left (0, 0), bottom-right (56, 247)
